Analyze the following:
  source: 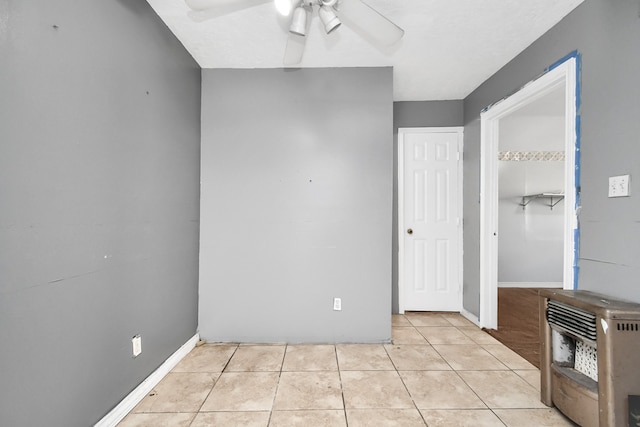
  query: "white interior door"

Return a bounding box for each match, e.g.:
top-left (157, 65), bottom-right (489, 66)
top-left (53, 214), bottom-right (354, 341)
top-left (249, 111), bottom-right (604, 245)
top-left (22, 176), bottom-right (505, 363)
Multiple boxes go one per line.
top-left (399, 128), bottom-right (463, 312)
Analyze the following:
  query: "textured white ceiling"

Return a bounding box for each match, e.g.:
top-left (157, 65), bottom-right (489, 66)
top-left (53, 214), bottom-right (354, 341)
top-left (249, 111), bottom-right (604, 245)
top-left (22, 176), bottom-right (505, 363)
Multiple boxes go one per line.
top-left (145, 0), bottom-right (584, 101)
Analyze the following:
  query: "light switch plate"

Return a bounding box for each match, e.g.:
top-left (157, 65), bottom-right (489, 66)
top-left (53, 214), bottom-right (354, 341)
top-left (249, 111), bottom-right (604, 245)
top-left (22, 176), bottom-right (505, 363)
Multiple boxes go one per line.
top-left (333, 298), bottom-right (342, 311)
top-left (608, 175), bottom-right (630, 197)
top-left (132, 335), bottom-right (142, 357)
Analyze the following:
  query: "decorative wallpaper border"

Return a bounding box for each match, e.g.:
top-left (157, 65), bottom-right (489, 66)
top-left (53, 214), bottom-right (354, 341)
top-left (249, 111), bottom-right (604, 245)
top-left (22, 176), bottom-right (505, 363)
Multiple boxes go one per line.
top-left (498, 151), bottom-right (565, 161)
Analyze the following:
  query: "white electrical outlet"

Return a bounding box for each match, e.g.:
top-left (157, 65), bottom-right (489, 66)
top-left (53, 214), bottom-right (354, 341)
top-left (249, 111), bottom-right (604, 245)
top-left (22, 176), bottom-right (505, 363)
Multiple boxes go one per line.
top-left (333, 297), bottom-right (342, 311)
top-left (132, 335), bottom-right (142, 357)
top-left (608, 175), bottom-right (630, 197)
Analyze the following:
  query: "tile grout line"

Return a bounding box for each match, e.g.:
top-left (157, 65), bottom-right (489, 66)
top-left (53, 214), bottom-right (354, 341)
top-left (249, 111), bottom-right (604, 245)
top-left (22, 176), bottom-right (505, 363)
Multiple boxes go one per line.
top-left (333, 344), bottom-right (350, 427)
top-left (395, 315), bottom-right (430, 426)
top-left (264, 343), bottom-right (287, 426)
top-left (446, 320), bottom-right (548, 424)
top-left (187, 343), bottom-right (240, 426)
top-left (438, 321), bottom-right (504, 414)
top-left (411, 314), bottom-right (502, 420)
top-left (123, 313), bottom-right (555, 427)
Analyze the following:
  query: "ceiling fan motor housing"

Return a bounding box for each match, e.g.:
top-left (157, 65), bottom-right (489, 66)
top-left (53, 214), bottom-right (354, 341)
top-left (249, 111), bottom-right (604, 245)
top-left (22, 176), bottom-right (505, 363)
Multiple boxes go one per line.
top-left (297, 0), bottom-right (337, 8)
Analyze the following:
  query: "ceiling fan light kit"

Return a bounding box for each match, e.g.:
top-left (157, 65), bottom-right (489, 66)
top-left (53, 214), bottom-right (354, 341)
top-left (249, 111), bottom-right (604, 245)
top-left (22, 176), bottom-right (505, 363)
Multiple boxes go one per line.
top-left (289, 5), bottom-right (309, 36)
top-left (282, 0), bottom-right (341, 36)
top-left (318, 5), bottom-right (341, 33)
top-left (184, 0), bottom-right (404, 65)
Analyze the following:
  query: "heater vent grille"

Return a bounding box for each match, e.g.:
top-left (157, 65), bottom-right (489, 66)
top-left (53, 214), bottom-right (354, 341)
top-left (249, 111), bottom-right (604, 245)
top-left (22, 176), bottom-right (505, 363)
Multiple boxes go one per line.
top-left (547, 300), bottom-right (597, 343)
top-left (616, 322), bottom-right (640, 332)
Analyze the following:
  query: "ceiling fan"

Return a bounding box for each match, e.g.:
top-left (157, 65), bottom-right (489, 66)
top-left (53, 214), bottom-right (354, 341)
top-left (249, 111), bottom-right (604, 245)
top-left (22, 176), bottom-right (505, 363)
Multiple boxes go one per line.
top-left (184, 0), bottom-right (404, 65)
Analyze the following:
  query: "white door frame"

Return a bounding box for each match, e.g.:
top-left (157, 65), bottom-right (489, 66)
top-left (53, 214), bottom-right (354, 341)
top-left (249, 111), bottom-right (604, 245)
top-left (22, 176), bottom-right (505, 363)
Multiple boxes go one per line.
top-left (398, 127), bottom-right (464, 314)
top-left (479, 57), bottom-right (579, 329)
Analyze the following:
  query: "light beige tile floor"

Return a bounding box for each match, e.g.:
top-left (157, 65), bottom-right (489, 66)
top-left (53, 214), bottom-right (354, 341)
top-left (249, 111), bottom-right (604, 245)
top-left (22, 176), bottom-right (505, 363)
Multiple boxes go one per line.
top-left (118, 313), bottom-right (575, 427)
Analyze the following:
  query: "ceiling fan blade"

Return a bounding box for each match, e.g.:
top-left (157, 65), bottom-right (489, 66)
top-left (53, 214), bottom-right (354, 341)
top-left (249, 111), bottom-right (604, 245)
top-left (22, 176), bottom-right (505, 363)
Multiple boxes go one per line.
top-left (185, 0), bottom-right (269, 12)
top-left (335, 0), bottom-right (404, 46)
top-left (283, 32), bottom-right (307, 65)
top-left (186, 0), bottom-right (271, 22)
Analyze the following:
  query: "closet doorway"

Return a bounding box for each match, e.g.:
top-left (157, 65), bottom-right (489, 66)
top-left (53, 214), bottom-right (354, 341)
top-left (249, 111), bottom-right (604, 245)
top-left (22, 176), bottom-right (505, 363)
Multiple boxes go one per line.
top-left (479, 56), bottom-right (579, 336)
top-left (488, 87), bottom-right (567, 367)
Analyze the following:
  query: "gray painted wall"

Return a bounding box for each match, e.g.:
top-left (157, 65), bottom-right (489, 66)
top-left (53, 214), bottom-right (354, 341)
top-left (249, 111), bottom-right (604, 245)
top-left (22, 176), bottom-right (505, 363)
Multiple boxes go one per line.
top-left (392, 101), bottom-right (464, 312)
top-left (0, 2), bottom-right (201, 426)
top-left (200, 68), bottom-right (393, 343)
top-left (463, 0), bottom-right (640, 315)
top-left (498, 161), bottom-right (564, 283)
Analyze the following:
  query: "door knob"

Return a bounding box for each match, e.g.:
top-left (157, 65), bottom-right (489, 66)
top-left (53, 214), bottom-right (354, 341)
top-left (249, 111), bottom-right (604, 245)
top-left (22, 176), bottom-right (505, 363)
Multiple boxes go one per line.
top-left (407, 228), bottom-right (413, 235)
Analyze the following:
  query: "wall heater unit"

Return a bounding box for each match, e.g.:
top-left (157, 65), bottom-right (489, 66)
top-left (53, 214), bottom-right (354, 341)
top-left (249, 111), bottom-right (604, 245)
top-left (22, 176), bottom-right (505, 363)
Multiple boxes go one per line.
top-left (539, 289), bottom-right (640, 427)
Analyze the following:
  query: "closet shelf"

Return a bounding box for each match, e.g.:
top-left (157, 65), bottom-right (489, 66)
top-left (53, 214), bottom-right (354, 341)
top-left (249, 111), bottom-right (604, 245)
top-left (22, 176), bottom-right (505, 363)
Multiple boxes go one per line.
top-left (520, 193), bottom-right (564, 210)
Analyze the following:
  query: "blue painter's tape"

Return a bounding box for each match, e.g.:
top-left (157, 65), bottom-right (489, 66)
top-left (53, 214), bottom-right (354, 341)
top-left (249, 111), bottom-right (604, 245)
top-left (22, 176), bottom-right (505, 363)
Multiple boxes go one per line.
top-left (574, 52), bottom-right (582, 111)
top-left (573, 53), bottom-right (582, 291)
top-left (575, 114), bottom-right (581, 190)
top-left (547, 49), bottom-right (579, 72)
top-left (546, 50), bottom-right (582, 291)
top-left (573, 227), bottom-right (580, 290)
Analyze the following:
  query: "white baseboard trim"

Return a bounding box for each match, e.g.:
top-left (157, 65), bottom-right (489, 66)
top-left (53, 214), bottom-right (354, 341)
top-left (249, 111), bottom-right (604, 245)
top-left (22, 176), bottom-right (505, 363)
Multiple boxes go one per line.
top-left (95, 333), bottom-right (200, 427)
top-left (498, 282), bottom-right (562, 289)
top-left (459, 307), bottom-right (480, 327)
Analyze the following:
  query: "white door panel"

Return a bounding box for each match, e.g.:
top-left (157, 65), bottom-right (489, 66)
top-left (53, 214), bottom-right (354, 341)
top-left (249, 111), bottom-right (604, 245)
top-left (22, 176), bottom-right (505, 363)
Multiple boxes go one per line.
top-left (400, 128), bottom-right (462, 312)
